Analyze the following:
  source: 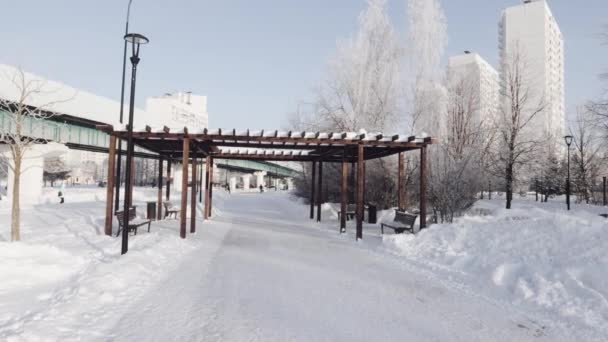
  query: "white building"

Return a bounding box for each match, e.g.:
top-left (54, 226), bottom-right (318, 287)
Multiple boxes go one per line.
top-left (447, 51), bottom-right (499, 130)
top-left (146, 92), bottom-right (208, 131)
top-left (499, 0), bottom-right (565, 146)
top-left (0, 64), bottom-right (209, 201)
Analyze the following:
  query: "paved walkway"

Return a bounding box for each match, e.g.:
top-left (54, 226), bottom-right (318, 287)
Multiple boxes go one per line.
top-left (108, 192), bottom-right (562, 342)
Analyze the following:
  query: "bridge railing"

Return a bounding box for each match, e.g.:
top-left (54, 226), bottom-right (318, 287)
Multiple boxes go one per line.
top-left (0, 110), bottom-right (110, 148)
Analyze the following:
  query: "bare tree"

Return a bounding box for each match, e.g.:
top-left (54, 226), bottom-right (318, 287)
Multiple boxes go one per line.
top-left (405, 0), bottom-right (448, 136)
top-left (0, 67), bottom-right (73, 241)
top-left (491, 47), bottom-right (546, 209)
top-left (588, 26), bottom-right (608, 142)
top-left (315, 0), bottom-right (401, 133)
top-left (43, 156), bottom-right (70, 187)
top-left (291, 0), bottom-right (402, 209)
top-left (427, 73), bottom-right (495, 222)
top-left (570, 106), bottom-right (603, 204)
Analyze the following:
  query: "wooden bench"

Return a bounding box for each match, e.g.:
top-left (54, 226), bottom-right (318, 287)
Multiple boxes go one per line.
top-left (338, 204), bottom-right (357, 221)
top-left (163, 201), bottom-right (180, 219)
top-left (381, 210), bottom-right (418, 234)
top-left (115, 207), bottom-right (151, 237)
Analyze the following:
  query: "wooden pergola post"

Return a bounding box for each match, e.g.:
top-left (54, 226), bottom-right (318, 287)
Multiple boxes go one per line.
top-left (602, 177), bottom-right (608, 206)
top-left (180, 138), bottom-right (189, 239)
top-left (129, 157), bottom-right (135, 194)
top-left (204, 155), bottom-right (211, 219)
top-left (420, 146), bottom-right (427, 229)
top-left (356, 143), bottom-right (364, 240)
top-left (398, 152), bottom-right (405, 211)
top-left (157, 158), bottom-right (163, 220)
top-left (199, 159), bottom-right (203, 203)
top-left (350, 162), bottom-right (355, 204)
top-left (166, 160), bottom-right (172, 201)
top-left (104, 135), bottom-right (117, 236)
top-left (310, 161), bottom-right (316, 219)
top-left (363, 159), bottom-right (366, 206)
top-left (209, 157), bottom-right (214, 217)
top-left (340, 158), bottom-right (347, 233)
top-left (316, 161), bottom-right (323, 222)
top-left (191, 156), bottom-right (197, 233)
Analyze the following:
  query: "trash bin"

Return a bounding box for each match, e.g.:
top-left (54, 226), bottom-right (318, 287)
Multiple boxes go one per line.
top-left (367, 204), bottom-right (377, 224)
top-left (147, 201), bottom-right (157, 221)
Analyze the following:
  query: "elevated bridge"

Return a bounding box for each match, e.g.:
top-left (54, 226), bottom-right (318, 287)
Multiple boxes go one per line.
top-left (0, 109), bottom-right (298, 178)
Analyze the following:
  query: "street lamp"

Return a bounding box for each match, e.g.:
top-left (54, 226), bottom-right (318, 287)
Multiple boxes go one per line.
top-left (121, 32), bottom-right (149, 255)
top-left (115, 0), bottom-right (134, 213)
top-left (564, 135), bottom-right (573, 211)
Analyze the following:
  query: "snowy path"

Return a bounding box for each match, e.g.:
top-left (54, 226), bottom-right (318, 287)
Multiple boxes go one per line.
top-left (105, 192), bottom-right (568, 342)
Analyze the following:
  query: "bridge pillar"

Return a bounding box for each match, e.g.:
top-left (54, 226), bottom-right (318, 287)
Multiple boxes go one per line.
top-left (241, 174), bottom-right (251, 191)
top-left (254, 171), bottom-right (267, 189)
top-left (229, 177), bottom-right (237, 192)
top-left (2, 142), bottom-right (68, 205)
top-left (286, 178), bottom-right (293, 191)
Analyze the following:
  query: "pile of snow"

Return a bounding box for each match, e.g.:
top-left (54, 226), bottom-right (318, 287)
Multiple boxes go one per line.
top-left (383, 198), bottom-right (608, 335)
top-left (0, 186), bottom-right (202, 340)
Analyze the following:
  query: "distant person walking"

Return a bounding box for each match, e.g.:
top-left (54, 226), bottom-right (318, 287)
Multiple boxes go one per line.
top-left (59, 183), bottom-right (65, 204)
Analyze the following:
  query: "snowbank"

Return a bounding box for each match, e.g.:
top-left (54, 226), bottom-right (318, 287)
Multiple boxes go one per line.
top-left (383, 198), bottom-right (608, 336)
top-left (0, 187), bottom-right (200, 341)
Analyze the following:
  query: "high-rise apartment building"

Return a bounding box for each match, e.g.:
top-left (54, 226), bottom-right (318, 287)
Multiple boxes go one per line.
top-left (447, 51), bottom-right (499, 129)
top-left (499, 0), bottom-right (565, 145)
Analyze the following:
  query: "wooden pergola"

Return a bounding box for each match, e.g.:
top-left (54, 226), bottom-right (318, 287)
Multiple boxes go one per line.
top-left (99, 125), bottom-right (434, 241)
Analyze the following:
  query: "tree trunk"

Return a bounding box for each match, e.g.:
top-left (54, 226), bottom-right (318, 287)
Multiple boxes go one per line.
top-left (11, 158), bottom-right (21, 241)
top-left (505, 161), bottom-right (513, 209)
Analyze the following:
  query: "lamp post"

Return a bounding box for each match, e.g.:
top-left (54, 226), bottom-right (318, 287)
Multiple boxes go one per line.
top-left (564, 135), bottom-right (573, 211)
top-left (122, 32), bottom-right (149, 255)
top-left (115, 0), bottom-right (134, 212)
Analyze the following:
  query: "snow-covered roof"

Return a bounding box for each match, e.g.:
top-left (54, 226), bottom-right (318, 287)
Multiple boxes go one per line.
top-left (0, 64), bottom-right (145, 126)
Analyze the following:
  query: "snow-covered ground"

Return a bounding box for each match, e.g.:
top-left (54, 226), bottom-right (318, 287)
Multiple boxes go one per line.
top-left (383, 196), bottom-right (608, 340)
top-left (0, 187), bottom-right (606, 341)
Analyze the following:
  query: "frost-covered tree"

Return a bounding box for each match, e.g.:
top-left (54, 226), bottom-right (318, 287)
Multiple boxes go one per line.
top-left (491, 46), bottom-right (547, 209)
top-left (589, 27), bottom-right (608, 143)
top-left (43, 157), bottom-right (70, 187)
top-left (570, 107), bottom-right (603, 204)
top-left (0, 67), bottom-right (73, 241)
top-left (427, 72), bottom-right (495, 222)
top-left (292, 0), bottom-right (402, 209)
top-left (315, 0), bottom-right (401, 132)
top-left (406, 0), bottom-right (448, 135)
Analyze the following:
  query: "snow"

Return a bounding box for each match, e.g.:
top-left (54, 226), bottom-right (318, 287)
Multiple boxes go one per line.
top-left (383, 197), bottom-right (608, 340)
top-left (0, 188), bottom-right (606, 341)
top-left (0, 187), bottom-right (199, 341)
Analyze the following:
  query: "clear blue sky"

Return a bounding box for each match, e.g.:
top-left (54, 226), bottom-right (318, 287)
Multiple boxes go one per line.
top-left (2, 0), bottom-right (606, 129)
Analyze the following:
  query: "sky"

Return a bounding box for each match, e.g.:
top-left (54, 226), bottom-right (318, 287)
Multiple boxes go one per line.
top-left (1, 0), bottom-right (606, 129)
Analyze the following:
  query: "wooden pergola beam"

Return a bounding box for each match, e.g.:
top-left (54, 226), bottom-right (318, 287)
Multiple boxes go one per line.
top-left (109, 131), bottom-right (432, 149)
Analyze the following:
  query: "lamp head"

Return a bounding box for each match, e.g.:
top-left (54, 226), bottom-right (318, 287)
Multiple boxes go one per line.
top-left (124, 33), bottom-right (149, 60)
top-left (124, 33), bottom-right (149, 45)
top-left (564, 135), bottom-right (573, 147)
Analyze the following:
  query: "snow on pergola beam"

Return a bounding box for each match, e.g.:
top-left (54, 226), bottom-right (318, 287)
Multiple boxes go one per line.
top-left (96, 125), bottom-right (435, 162)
